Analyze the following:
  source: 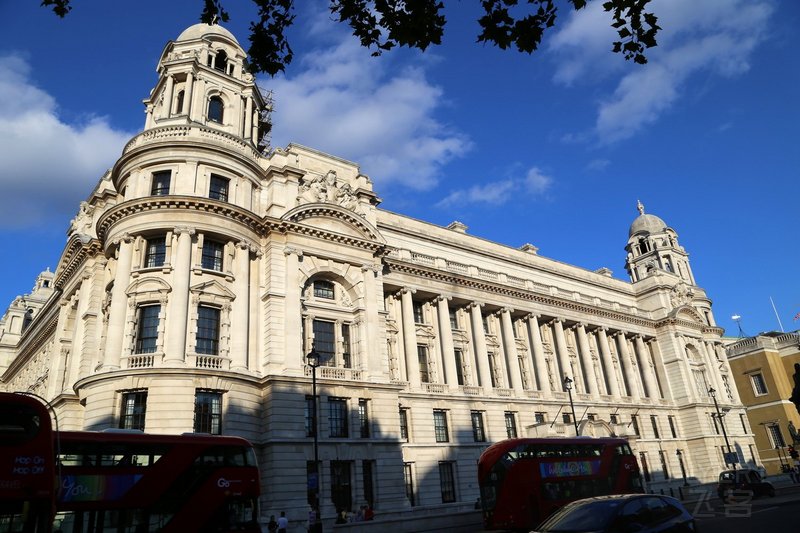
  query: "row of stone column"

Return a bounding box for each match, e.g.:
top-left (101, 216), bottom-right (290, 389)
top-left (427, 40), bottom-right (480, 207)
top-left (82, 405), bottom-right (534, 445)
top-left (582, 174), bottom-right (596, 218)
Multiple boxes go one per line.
top-left (100, 230), bottom-right (254, 371)
top-left (392, 290), bottom-right (667, 402)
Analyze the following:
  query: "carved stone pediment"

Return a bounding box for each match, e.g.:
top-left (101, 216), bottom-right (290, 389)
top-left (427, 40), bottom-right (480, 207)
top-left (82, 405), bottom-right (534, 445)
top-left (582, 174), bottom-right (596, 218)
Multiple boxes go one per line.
top-left (669, 282), bottom-right (694, 308)
top-left (296, 170), bottom-right (364, 216)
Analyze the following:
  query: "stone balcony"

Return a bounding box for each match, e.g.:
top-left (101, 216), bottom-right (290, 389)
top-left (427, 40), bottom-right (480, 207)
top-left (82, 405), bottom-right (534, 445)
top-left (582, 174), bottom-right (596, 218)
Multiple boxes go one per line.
top-left (122, 125), bottom-right (262, 161)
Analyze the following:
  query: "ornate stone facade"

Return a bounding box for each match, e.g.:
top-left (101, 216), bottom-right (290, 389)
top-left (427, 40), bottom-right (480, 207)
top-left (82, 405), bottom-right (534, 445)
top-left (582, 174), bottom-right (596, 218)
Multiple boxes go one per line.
top-left (0, 22), bottom-right (757, 531)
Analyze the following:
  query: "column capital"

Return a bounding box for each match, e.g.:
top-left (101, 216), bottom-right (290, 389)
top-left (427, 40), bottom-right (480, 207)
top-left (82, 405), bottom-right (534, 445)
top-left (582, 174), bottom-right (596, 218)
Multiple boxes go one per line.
top-left (550, 318), bottom-right (564, 325)
top-left (284, 246), bottom-right (303, 257)
top-left (111, 232), bottom-right (134, 246)
top-left (590, 325), bottom-right (608, 333)
top-left (361, 262), bottom-right (381, 273)
top-left (466, 301), bottom-right (484, 310)
top-left (434, 295), bottom-right (452, 304)
top-left (524, 312), bottom-right (541, 321)
top-left (398, 287), bottom-right (416, 296)
top-left (500, 307), bottom-right (514, 315)
top-left (173, 226), bottom-right (196, 237)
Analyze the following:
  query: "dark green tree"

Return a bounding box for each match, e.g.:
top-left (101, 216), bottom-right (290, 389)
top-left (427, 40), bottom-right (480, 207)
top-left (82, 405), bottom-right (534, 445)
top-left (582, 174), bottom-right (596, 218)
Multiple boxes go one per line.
top-left (42, 0), bottom-right (660, 76)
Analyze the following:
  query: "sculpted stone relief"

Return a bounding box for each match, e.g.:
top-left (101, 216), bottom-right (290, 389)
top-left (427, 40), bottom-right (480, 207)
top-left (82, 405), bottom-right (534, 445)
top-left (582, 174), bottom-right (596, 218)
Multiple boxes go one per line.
top-left (669, 282), bottom-right (694, 309)
top-left (297, 170), bottom-right (363, 216)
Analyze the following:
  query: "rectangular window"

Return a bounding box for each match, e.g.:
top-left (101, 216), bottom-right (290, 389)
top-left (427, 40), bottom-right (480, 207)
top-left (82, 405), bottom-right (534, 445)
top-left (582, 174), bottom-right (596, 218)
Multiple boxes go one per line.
top-left (650, 415), bottom-right (660, 439)
top-left (342, 324), bottom-right (351, 369)
top-left (740, 413), bottom-right (748, 433)
top-left (587, 413), bottom-right (596, 421)
top-left (449, 308), bottom-right (458, 329)
top-left (362, 460), bottom-right (375, 508)
top-left (151, 170), bottom-right (171, 196)
top-left (668, 416), bottom-right (678, 438)
top-left (201, 239), bottom-right (224, 271)
top-left (482, 315), bottom-right (490, 334)
top-left (399, 408), bottom-right (409, 441)
top-left (610, 413), bottom-right (619, 425)
top-left (305, 395), bottom-right (315, 437)
top-left (418, 345), bottom-right (430, 383)
top-left (471, 411), bottom-right (486, 442)
top-left (767, 423), bottom-right (785, 448)
top-left (439, 462), bottom-right (456, 503)
top-left (196, 305), bottom-right (221, 355)
top-left (658, 450), bottom-right (669, 480)
top-left (504, 412), bottom-right (517, 439)
top-left (639, 452), bottom-right (651, 482)
top-left (534, 412), bottom-right (546, 424)
top-left (134, 305), bottom-right (160, 354)
top-left (313, 280), bottom-right (334, 299)
top-left (144, 237), bottom-right (166, 268)
top-left (413, 301), bottom-right (425, 324)
top-left (562, 413), bottom-right (572, 424)
top-left (209, 174), bottom-right (229, 201)
top-left (358, 399), bottom-right (370, 438)
top-left (631, 415), bottom-right (640, 437)
top-left (403, 463), bottom-right (415, 506)
top-left (313, 319), bottom-right (335, 366)
top-left (329, 398), bottom-right (348, 438)
top-left (194, 390), bottom-right (222, 434)
top-left (434, 410), bottom-right (449, 443)
top-left (330, 461), bottom-right (352, 513)
top-left (751, 373), bottom-right (768, 395)
top-left (454, 349), bottom-right (465, 386)
top-left (119, 390), bottom-right (147, 430)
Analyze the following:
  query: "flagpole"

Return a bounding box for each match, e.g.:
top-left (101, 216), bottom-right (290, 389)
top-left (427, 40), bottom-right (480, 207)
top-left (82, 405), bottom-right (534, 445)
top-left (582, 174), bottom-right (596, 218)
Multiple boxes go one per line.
top-left (770, 296), bottom-right (785, 332)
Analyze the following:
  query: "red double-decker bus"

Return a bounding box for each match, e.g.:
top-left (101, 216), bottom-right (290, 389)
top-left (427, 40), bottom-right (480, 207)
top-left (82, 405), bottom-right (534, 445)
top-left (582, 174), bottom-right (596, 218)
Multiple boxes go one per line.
top-left (53, 430), bottom-right (261, 533)
top-left (478, 437), bottom-right (643, 531)
top-left (0, 392), bottom-right (56, 532)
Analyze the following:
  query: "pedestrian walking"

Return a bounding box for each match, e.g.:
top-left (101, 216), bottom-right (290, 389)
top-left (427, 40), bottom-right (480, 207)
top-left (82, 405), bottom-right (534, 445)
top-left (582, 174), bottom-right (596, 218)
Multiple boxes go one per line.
top-left (267, 515), bottom-right (278, 533)
top-left (277, 511), bottom-right (288, 533)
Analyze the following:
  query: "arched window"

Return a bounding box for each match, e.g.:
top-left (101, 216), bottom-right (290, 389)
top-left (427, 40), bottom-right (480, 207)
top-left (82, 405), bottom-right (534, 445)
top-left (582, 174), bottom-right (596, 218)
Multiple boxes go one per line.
top-left (175, 90), bottom-right (185, 114)
top-left (639, 237), bottom-right (650, 254)
top-left (208, 96), bottom-right (224, 123)
top-left (214, 50), bottom-right (228, 72)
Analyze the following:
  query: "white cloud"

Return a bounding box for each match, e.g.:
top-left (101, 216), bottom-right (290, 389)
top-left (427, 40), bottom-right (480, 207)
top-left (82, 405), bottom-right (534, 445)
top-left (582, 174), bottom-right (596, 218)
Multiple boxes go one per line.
top-left (548, 0), bottom-right (774, 143)
top-left (437, 166), bottom-right (553, 208)
top-left (265, 36), bottom-right (471, 190)
top-left (0, 54), bottom-right (132, 228)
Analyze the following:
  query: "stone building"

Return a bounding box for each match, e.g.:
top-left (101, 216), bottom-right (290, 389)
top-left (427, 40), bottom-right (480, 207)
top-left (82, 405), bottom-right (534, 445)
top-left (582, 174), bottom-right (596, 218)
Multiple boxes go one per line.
top-left (726, 331), bottom-right (800, 475)
top-left (0, 22), bottom-right (758, 531)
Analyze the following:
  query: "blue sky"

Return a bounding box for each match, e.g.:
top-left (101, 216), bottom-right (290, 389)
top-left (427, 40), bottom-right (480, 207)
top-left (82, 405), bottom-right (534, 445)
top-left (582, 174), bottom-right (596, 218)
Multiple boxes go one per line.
top-left (1, 0), bottom-right (798, 337)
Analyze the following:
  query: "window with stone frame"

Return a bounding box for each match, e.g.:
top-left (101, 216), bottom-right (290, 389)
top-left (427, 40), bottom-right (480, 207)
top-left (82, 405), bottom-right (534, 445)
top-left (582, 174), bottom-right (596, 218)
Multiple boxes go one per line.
top-left (328, 398), bottom-right (348, 438)
top-left (358, 399), bottom-right (370, 438)
top-left (134, 305), bottom-right (160, 354)
top-left (535, 412), bottom-right (546, 424)
top-left (151, 170), bottom-right (171, 196)
top-left (413, 301), bottom-right (425, 324)
top-left (208, 174), bottom-right (229, 201)
top-left (399, 408), bottom-right (410, 441)
top-left (144, 236), bottom-right (167, 268)
top-left (119, 390), bottom-right (147, 430)
top-left (766, 423), bottom-right (785, 448)
top-left (208, 96), bottom-right (224, 123)
top-left (650, 415), bottom-right (660, 439)
top-left (434, 410), bottom-right (449, 443)
top-left (194, 390), bottom-right (222, 434)
top-left (471, 411), bottom-right (486, 442)
top-left (313, 279), bottom-right (335, 300)
top-left (505, 412), bottom-right (518, 438)
top-left (330, 461), bottom-right (353, 513)
top-left (196, 305), bottom-right (221, 355)
top-left (418, 345), bottom-right (431, 383)
top-left (449, 308), bottom-right (459, 329)
top-left (750, 373), bottom-right (768, 396)
top-left (439, 462), bottom-right (457, 503)
top-left (201, 239), bottom-right (225, 271)
top-left (668, 416), bottom-right (678, 438)
top-left (404, 463), bottom-right (415, 506)
top-left (303, 277), bottom-right (358, 370)
top-left (454, 349), bottom-right (465, 386)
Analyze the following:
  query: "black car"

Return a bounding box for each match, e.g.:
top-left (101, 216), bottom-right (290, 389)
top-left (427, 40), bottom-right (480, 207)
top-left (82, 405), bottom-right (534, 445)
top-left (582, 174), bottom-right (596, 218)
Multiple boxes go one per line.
top-left (531, 494), bottom-right (696, 533)
top-left (716, 468), bottom-right (775, 500)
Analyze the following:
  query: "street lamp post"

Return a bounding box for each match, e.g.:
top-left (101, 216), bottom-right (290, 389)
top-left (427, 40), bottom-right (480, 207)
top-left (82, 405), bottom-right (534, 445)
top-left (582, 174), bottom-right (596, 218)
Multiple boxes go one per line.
top-left (676, 449), bottom-right (689, 487)
top-left (564, 376), bottom-right (579, 436)
top-left (709, 387), bottom-right (735, 471)
top-left (307, 348), bottom-right (322, 533)
top-left (776, 445), bottom-right (787, 472)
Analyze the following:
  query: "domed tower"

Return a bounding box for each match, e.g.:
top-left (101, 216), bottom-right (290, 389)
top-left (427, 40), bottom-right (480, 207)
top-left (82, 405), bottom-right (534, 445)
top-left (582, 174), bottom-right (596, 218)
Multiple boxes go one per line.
top-left (143, 22), bottom-right (271, 147)
top-left (625, 201), bottom-right (695, 284)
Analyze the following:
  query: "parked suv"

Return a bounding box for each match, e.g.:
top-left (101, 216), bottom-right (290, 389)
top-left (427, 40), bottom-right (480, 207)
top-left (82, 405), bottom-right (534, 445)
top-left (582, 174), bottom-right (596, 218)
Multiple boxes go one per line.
top-left (717, 468), bottom-right (775, 500)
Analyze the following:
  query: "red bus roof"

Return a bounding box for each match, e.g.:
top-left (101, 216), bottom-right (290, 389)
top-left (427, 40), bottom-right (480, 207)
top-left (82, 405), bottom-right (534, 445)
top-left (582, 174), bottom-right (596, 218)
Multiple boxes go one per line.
top-left (479, 437), bottom-right (629, 469)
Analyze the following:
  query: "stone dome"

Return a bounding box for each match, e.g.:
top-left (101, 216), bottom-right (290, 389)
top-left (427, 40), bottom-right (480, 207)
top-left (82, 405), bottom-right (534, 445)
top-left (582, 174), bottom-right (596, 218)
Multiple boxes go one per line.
top-left (629, 213), bottom-right (667, 237)
top-left (176, 23), bottom-right (239, 45)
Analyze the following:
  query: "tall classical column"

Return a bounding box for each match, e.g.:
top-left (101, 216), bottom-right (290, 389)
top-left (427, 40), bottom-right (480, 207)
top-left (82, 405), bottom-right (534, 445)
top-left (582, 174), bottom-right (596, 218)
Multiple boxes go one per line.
top-left (647, 339), bottom-right (672, 400)
top-left (165, 227), bottom-right (194, 364)
top-left (184, 72), bottom-right (195, 121)
top-left (634, 335), bottom-right (659, 399)
top-left (164, 75), bottom-right (174, 117)
top-left (552, 319), bottom-right (572, 391)
top-left (500, 308), bottom-right (524, 391)
top-left (230, 242), bottom-right (252, 371)
top-left (102, 234), bottom-right (134, 370)
top-left (400, 288), bottom-right (421, 387)
top-left (436, 296), bottom-right (459, 388)
top-left (576, 324), bottom-right (599, 397)
top-left (615, 332), bottom-right (641, 400)
top-left (596, 327), bottom-right (620, 398)
top-left (244, 96), bottom-right (253, 140)
top-left (468, 302), bottom-right (492, 390)
top-left (284, 247), bottom-right (304, 370)
top-left (716, 343), bottom-right (741, 403)
top-left (702, 340), bottom-right (725, 399)
top-left (68, 273), bottom-right (93, 385)
top-left (251, 109), bottom-right (260, 144)
top-left (361, 263), bottom-right (383, 374)
top-left (526, 314), bottom-right (551, 393)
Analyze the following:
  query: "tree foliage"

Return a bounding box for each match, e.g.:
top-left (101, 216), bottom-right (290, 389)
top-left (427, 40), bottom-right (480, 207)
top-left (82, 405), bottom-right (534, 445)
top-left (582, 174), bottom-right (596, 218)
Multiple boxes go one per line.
top-left (42, 0), bottom-right (660, 75)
